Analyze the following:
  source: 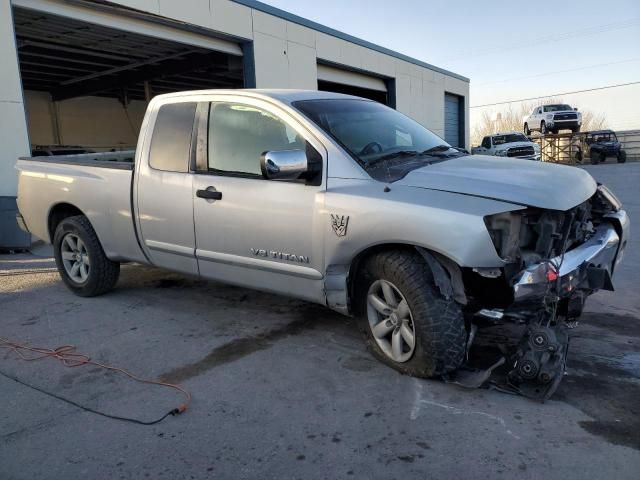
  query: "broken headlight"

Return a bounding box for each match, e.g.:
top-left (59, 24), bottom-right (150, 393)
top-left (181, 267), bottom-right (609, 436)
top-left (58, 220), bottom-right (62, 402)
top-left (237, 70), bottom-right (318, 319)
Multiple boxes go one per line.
top-left (484, 212), bottom-right (522, 262)
top-left (597, 184), bottom-right (621, 211)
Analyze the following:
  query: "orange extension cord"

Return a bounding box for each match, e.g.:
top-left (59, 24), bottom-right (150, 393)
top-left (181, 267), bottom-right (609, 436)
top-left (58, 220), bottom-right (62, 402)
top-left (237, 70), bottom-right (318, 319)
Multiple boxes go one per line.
top-left (0, 336), bottom-right (190, 425)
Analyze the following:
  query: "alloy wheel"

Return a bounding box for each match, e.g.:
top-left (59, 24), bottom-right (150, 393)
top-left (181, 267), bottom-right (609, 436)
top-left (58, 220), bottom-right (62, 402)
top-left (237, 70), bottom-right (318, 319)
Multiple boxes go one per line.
top-left (366, 279), bottom-right (416, 363)
top-left (60, 233), bottom-right (90, 283)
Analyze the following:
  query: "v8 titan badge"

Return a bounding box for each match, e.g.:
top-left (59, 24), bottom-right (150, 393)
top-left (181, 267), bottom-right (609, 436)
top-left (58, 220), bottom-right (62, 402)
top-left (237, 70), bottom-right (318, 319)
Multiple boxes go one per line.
top-left (330, 214), bottom-right (349, 237)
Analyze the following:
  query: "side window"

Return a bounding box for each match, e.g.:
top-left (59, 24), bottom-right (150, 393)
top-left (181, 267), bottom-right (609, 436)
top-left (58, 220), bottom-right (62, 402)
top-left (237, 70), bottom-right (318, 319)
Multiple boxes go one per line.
top-left (208, 102), bottom-right (305, 175)
top-left (481, 137), bottom-right (491, 149)
top-left (149, 102), bottom-right (197, 172)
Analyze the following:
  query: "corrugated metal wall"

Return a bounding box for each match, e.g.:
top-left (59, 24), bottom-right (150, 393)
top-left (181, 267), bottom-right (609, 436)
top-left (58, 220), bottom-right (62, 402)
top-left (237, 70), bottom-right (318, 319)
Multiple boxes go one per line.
top-left (617, 130), bottom-right (640, 161)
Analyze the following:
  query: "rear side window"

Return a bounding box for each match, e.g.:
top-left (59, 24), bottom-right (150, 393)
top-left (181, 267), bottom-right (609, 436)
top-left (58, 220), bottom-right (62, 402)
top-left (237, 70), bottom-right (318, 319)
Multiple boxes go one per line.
top-left (149, 102), bottom-right (197, 172)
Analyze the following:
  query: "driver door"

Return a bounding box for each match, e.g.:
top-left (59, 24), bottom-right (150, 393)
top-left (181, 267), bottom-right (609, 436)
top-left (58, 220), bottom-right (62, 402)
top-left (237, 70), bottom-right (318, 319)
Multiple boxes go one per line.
top-left (192, 97), bottom-right (327, 302)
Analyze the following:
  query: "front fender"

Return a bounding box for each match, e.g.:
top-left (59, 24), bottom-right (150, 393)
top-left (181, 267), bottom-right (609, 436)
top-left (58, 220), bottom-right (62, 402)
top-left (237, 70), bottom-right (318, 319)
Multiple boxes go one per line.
top-left (323, 179), bottom-right (522, 271)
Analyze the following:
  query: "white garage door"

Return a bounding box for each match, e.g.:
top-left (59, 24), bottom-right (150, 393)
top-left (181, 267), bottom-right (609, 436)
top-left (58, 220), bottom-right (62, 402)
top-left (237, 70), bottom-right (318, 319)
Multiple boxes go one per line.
top-left (317, 64), bottom-right (387, 92)
top-left (12, 0), bottom-right (242, 55)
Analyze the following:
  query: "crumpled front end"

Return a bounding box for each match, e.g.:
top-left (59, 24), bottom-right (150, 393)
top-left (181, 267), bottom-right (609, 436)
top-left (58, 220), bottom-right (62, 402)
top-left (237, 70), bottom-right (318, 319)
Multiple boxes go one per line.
top-left (459, 184), bottom-right (629, 400)
top-left (483, 184), bottom-right (628, 316)
top-left (512, 209), bottom-right (627, 304)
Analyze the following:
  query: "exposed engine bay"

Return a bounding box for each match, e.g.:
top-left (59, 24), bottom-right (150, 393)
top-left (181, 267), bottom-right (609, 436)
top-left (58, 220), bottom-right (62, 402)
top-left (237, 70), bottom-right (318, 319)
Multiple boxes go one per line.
top-left (450, 186), bottom-right (625, 401)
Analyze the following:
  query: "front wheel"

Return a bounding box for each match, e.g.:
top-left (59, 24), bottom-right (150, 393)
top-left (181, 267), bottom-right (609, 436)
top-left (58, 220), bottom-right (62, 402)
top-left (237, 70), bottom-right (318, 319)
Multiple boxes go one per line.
top-left (599, 151), bottom-right (607, 164)
top-left (540, 121), bottom-right (547, 135)
top-left (53, 215), bottom-right (120, 297)
top-left (524, 123), bottom-right (531, 136)
top-left (355, 251), bottom-right (466, 377)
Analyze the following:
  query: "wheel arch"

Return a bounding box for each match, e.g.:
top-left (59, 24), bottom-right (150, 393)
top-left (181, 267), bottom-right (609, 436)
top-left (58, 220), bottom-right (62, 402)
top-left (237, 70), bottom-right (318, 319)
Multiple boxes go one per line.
top-left (325, 242), bottom-right (466, 316)
top-left (47, 203), bottom-right (86, 243)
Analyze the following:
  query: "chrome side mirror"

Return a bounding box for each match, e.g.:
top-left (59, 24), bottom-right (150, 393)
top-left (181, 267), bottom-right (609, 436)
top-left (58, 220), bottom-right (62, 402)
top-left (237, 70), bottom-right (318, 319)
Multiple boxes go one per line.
top-left (260, 149), bottom-right (308, 180)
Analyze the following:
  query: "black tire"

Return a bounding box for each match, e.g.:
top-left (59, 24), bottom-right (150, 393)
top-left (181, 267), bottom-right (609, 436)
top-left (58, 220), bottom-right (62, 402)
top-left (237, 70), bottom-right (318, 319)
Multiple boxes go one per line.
top-left (540, 121), bottom-right (547, 135)
top-left (573, 126), bottom-right (581, 133)
top-left (590, 155), bottom-right (599, 165)
top-left (617, 150), bottom-right (627, 163)
top-left (599, 151), bottom-right (607, 164)
top-left (53, 215), bottom-right (120, 297)
top-left (354, 250), bottom-right (466, 377)
top-left (524, 123), bottom-right (531, 136)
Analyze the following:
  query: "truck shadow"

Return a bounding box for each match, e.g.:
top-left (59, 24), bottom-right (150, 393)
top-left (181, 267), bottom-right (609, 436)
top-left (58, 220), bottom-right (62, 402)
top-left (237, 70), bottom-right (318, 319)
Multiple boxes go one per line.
top-left (469, 312), bottom-right (640, 450)
top-left (121, 266), bottom-right (640, 450)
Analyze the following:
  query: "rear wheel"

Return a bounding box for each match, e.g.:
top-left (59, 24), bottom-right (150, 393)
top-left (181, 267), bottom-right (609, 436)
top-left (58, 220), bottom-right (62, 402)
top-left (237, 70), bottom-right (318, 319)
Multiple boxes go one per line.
top-left (355, 250), bottom-right (466, 377)
top-left (53, 215), bottom-right (120, 297)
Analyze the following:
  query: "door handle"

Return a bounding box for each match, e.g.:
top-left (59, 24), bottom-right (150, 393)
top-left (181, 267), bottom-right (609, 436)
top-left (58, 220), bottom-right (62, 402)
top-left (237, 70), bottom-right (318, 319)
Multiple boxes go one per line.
top-left (196, 188), bottom-right (222, 200)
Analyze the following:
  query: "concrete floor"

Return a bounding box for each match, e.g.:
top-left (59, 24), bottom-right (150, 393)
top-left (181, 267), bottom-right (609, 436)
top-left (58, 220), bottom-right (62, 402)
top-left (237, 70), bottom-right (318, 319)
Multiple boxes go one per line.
top-left (1, 163), bottom-right (639, 480)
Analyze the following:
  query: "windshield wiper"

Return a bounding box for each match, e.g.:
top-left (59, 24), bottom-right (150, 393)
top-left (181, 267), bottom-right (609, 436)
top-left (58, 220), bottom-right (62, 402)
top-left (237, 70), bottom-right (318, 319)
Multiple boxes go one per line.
top-left (365, 150), bottom-right (419, 167)
top-left (420, 145), bottom-right (453, 156)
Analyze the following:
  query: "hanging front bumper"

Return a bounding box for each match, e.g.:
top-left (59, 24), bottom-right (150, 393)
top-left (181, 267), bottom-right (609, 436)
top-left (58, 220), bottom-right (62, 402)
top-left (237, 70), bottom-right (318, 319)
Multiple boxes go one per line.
top-left (512, 210), bottom-right (629, 302)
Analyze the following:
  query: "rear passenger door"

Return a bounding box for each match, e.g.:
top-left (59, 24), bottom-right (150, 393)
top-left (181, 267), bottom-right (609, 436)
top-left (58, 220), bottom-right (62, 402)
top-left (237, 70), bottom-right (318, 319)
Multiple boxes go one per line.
top-left (135, 101), bottom-right (198, 275)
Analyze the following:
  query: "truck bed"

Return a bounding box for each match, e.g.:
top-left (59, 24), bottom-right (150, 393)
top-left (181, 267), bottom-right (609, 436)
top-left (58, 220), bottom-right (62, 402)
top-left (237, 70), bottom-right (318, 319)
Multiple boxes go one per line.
top-left (16, 150), bottom-right (146, 263)
top-left (20, 150), bottom-right (135, 170)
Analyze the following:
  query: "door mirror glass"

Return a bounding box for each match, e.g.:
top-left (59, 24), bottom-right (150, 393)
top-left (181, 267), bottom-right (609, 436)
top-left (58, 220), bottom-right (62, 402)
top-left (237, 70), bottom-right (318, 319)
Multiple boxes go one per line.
top-left (261, 149), bottom-right (308, 180)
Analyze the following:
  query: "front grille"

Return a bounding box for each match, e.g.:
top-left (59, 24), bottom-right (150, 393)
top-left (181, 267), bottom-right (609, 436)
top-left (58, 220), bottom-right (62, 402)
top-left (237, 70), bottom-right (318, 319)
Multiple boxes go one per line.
top-left (507, 146), bottom-right (535, 157)
top-left (554, 113), bottom-right (577, 120)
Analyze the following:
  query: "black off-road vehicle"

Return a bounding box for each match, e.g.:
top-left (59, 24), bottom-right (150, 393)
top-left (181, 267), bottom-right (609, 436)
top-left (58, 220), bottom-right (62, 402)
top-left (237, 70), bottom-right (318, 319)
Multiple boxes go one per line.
top-left (576, 130), bottom-right (627, 164)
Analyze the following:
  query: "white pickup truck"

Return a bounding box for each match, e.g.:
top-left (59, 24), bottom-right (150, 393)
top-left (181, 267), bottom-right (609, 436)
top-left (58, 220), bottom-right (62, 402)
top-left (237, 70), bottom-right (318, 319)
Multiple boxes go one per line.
top-left (524, 104), bottom-right (582, 135)
top-left (472, 132), bottom-right (540, 160)
top-left (16, 90), bottom-right (629, 399)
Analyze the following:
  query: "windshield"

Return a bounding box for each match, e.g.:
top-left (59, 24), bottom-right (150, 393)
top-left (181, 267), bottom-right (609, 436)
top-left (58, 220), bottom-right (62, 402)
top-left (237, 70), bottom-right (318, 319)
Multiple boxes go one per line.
top-left (492, 134), bottom-right (528, 145)
top-left (592, 132), bottom-right (617, 142)
top-left (293, 99), bottom-right (461, 171)
top-left (543, 104), bottom-right (573, 112)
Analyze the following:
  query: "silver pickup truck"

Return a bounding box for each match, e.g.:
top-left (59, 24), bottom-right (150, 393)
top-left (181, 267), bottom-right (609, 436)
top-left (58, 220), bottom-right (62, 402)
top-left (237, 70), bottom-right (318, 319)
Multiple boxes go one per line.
top-left (16, 90), bottom-right (629, 399)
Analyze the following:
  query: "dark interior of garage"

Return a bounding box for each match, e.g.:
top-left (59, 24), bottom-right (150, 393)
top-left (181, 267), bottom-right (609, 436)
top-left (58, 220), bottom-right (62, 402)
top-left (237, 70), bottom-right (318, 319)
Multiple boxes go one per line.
top-left (12, 7), bottom-right (244, 152)
top-left (318, 79), bottom-right (389, 105)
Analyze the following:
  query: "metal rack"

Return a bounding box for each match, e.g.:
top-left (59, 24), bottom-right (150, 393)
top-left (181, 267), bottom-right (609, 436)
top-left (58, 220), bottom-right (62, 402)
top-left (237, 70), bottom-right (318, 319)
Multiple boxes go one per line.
top-left (529, 132), bottom-right (581, 164)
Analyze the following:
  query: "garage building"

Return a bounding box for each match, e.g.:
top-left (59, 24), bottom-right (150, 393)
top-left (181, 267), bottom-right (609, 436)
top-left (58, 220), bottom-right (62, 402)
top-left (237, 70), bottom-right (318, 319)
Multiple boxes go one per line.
top-left (0, 0), bottom-right (469, 248)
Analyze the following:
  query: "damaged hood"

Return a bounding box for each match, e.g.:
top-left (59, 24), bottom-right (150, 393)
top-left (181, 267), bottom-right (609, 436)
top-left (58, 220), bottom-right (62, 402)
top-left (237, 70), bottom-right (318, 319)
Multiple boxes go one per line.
top-left (396, 155), bottom-right (597, 210)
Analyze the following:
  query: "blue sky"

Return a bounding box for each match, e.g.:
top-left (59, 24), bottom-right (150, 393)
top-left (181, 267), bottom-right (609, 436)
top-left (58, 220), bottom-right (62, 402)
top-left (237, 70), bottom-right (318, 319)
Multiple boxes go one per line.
top-left (263, 0), bottom-right (640, 131)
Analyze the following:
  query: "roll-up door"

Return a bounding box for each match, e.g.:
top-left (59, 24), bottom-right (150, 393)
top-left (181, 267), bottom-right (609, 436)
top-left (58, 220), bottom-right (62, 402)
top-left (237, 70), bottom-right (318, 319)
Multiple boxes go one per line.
top-left (444, 93), bottom-right (462, 147)
top-left (317, 64), bottom-right (388, 104)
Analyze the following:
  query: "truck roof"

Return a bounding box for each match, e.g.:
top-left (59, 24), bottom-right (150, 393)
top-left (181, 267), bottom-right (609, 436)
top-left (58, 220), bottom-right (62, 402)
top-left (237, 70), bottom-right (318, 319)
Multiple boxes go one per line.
top-left (151, 89), bottom-right (367, 105)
